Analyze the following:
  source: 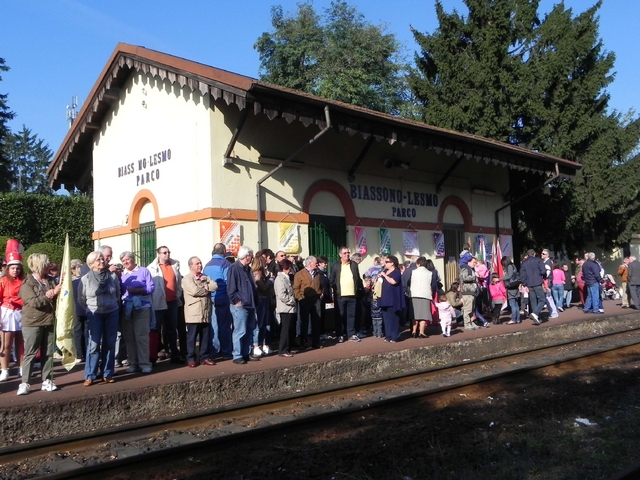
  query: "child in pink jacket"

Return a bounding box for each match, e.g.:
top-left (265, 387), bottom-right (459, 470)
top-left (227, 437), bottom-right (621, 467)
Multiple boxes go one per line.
top-left (489, 273), bottom-right (507, 324)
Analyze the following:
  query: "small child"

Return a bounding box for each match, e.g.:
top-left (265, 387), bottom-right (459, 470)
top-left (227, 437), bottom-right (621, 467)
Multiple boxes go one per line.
top-left (364, 276), bottom-right (383, 338)
top-left (488, 273), bottom-right (507, 324)
top-left (435, 299), bottom-right (456, 337)
top-left (459, 243), bottom-right (472, 268)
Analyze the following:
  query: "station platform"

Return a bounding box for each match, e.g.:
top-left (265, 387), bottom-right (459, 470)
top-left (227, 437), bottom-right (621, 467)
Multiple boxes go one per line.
top-left (1, 301), bottom-right (639, 445)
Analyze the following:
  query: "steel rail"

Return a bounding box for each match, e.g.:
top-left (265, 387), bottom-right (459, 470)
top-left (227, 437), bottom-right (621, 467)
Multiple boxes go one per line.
top-left (7, 328), bottom-right (640, 479)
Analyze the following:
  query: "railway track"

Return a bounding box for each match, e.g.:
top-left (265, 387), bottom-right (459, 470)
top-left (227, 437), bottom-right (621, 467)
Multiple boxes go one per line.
top-left (4, 328), bottom-right (640, 479)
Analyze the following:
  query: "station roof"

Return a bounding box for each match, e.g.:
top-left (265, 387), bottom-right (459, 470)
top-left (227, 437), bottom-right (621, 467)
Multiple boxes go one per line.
top-left (48, 43), bottom-right (581, 190)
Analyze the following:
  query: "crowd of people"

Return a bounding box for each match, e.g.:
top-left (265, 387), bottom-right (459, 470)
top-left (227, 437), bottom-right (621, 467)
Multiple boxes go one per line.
top-left (1, 240), bottom-right (638, 396)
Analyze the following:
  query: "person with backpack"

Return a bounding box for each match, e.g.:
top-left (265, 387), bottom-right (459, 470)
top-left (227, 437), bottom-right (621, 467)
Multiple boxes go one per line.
top-left (499, 256), bottom-right (521, 324)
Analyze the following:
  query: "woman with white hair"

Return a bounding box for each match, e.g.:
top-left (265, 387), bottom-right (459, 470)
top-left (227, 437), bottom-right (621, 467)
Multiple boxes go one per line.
top-left (18, 253), bottom-right (62, 395)
top-left (78, 251), bottom-right (121, 385)
top-left (119, 251), bottom-right (155, 374)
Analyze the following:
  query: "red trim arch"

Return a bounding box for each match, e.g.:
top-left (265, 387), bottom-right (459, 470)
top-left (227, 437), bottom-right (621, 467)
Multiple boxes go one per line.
top-left (129, 189), bottom-right (159, 229)
top-left (302, 179), bottom-right (357, 224)
top-left (437, 195), bottom-right (472, 232)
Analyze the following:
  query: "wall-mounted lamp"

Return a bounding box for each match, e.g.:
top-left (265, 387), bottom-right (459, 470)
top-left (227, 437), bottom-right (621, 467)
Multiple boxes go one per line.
top-left (383, 159), bottom-right (410, 170)
top-left (472, 188), bottom-right (496, 196)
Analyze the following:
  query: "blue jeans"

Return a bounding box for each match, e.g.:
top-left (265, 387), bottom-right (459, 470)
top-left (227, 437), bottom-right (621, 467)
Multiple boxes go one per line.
top-left (552, 285), bottom-right (564, 310)
top-left (563, 289), bottom-right (573, 308)
top-left (210, 302), bottom-right (233, 357)
top-left (508, 298), bottom-right (520, 323)
top-left (85, 309), bottom-right (119, 380)
top-left (252, 297), bottom-right (270, 347)
top-left (584, 283), bottom-right (601, 313)
top-left (230, 305), bottom-right (256, 360)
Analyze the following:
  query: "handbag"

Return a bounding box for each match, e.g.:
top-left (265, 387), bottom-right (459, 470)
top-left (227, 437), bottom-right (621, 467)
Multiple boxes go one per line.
top-left (373, 278), bottom-right (383, 299)
top-left (506, 268), bottom-right (522, 289)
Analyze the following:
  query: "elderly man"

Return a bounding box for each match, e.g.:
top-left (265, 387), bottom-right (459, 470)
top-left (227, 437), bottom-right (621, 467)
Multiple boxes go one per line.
top-left (459, 256), bottom-right (479, 330)
top-left (182, 256), bottom-right (218, 367)
top-left (147, 246), bottom-right (183, 364)
top-left (618, 257), bottom-right (631, 308)
top-left (98, 245), bottom-right (127, 367)
top-left (628, 256), bottom-right (640, 309)
top-left (330, 246), bottom-right (364, 343)
top-left (582, 252), bottom-right (603, 314)
top-left (203, 243), bottom-right (234, 360)
top-left (293, 256), bottom-right (323, 349)
top-left (520, 249), bottom-right (547, 325)
top-left (227, 246), bottom-right (259, 364)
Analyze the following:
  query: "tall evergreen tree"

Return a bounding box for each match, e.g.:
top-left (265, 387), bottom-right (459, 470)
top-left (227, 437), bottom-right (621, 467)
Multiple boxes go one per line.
top-left (255, 1), bottom-right (408, 114)
top-left (409, 0), bottom-right (640, 253)
top-left (6, 125), bottom-right (53, 194)
top-left (0, 57), bottom-right (15, 192)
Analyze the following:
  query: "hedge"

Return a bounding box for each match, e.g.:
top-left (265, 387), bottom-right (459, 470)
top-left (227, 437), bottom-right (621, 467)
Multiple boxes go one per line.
top-left (21, 242), bottom-right (88, 273)
top-left (0, 193), bottom-right (93, 257)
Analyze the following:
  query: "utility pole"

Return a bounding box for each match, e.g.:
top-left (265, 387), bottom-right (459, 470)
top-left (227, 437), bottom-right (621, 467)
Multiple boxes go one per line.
top-left (66, 96), bottom-right (78, 129)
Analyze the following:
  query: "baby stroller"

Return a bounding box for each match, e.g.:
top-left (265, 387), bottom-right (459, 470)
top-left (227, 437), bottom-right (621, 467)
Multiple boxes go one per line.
top-left (602, 274), bottom-right (621, 301)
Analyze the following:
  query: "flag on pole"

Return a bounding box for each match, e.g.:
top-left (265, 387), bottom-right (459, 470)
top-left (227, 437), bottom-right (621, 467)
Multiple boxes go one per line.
top-left (56, 234), bottom-right (80, 371)
top-left (491, 237), bottom-right (504, 278)
top-left (476, 235), bottom-right (485, 263)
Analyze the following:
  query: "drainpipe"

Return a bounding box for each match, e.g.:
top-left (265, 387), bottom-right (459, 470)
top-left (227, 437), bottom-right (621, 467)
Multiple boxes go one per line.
top-left (256, 105), bottom-right (332, 250)
top-left (495, 163), bottom-right (560, 239)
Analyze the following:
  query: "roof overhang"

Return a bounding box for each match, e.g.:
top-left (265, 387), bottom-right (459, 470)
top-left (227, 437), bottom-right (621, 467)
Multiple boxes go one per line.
top-left (48, 43), bottom-right (581, 190)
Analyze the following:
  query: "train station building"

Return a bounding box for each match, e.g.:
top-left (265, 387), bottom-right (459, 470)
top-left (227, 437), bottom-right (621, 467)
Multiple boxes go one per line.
top-left (48, 43), bottom-right (580, 284)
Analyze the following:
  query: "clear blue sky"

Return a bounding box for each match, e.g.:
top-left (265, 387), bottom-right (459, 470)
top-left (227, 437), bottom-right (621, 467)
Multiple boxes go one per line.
top-left (2, 0), bottom-right (637, 157)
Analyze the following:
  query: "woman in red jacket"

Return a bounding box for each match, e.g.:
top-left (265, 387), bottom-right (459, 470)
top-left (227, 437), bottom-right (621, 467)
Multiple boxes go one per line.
top-left (0, 252), bottom-right (25, 382)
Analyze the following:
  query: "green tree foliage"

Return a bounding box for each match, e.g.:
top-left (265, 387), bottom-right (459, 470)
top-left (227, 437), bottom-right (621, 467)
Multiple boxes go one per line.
top-left (22, 242), bottom-right (87, 273)
top-left (0, 57), bottom-right (15, 192)
top-left (6, 125), bottom-right (53, 194)
top-left (0, 193), bottom-right (94, 254)
top-left (409, 0), bottom-right (640, 253)
top-left (255, 1), bottom-right (408, 114)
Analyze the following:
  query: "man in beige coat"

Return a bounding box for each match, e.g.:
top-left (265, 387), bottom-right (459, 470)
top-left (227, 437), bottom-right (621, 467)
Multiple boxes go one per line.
top-left (182, 257), bottom-right (217, 367)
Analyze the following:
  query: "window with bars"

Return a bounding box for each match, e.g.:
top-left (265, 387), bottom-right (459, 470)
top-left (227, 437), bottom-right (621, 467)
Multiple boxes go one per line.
top-left (308, 214), bottom-right (346, 269)
top-left (132, 221), bottom-right (156, 266)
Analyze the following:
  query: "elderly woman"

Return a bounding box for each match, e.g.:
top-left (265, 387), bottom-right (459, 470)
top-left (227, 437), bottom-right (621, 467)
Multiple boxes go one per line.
top-left (181, 256), bottom-right (218, 367)
top-left (78, 252), bottom-right (121, 385)
top-left (378, 255), bottom-right (406, 343)
top-left (18, 253), bottom-right (62, 395)
top-left (71, 259), bottom-right (87, 362)
top-left (410, 256), bottom-right (438, 339)
top-left (119, 251), bottom-right (155, 374)
top-left (0, 252), bottom-right (25, 382)
top-left (274, 259), bottom-right (296, 357)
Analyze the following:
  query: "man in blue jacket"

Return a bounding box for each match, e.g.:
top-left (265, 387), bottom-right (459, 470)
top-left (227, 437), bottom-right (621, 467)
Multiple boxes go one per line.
top-left (227, 245), bottom-right (259, 364)
top-left (520, 249), bottom-right (547, 325)
top-left (203, 243), bottom-right (233, 359)
top-left (582, 252), bottom-right (603, 314)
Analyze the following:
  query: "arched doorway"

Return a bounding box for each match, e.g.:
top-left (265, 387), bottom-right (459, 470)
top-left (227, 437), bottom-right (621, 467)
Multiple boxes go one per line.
top-left (307, 190), bottom-right (346, 267)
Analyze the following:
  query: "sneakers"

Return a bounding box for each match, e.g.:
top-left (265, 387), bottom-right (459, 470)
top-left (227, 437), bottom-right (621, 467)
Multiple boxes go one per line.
top-left (17, 383), bottom-right (30, 395)
top-left (530, 312), bottom-right (541, 325)
top-left (262, 345), bottom-right (270, 355)
top-left (349, 335), bottom-right (361, 343)
top-left (0, 369), bottom-right (9, 382)
top-left (252, 346), bottom-right (264, 357)
top-left (141, 367), bottom-right (152, 374)
top-left (41, 379), bottom-right (58, 392)
top-left (337, 336), bottom-right (345, 343)
top-left (558, 307), bottom-right (564, 312)
top-left (126, 366), bottom-right (140, 373)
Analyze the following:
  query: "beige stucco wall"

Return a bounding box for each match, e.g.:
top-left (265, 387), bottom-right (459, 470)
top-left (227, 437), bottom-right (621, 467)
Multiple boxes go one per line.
top-left (91, 70), bottom-right (515, 272)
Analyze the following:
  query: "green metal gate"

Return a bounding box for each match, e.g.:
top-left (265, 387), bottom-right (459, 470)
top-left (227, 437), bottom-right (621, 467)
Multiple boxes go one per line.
top-left (308, 214), bottom-right (346, 268)
top-left (132, 221), bottom-right (156, 266)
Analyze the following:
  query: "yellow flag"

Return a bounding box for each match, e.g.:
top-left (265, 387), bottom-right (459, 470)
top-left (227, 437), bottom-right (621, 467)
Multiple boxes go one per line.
top-left (56, 234), bottom-right (80, 371)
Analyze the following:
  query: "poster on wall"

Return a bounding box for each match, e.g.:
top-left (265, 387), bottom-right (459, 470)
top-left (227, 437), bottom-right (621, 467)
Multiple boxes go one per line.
top-left (355, 226), bottom-right (368, 255)
top-left (433, 232), bottom-right (445, 258)
top-left (476, 235), bottom-right (486, 263)
top-left (500, 235), bottom-right (513, 258)
top-left (403, 230), bottom-right (420, 256)
top-left (220, 221), bottom-right (241, 256)
top-left (379, 228), bottom-right (391, 255)
top-left (278, 222), bottom-right (300, 254)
